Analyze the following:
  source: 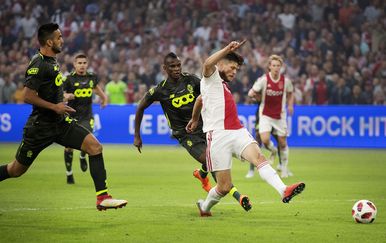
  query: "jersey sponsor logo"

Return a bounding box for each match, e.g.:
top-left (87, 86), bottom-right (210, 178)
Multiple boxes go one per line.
top-left (74, 88), bottom-right (93, 97)
top-left (266, 89), bottom-right (283, 96)
top-left (55, 72), bottom-right (65, 86)
top-left (171, 93), bottom-right (195, 108)
top-left (27, 68), bottom-right (39, 75)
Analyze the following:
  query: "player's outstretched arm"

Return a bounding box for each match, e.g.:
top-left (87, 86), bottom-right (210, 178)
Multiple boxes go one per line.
top-left (24, 87), bottom-right (75, 115)
top-left (186, 95), bottom-right (202, 133)
top-left (133, 96), bottom-right (153, 153)
top-left (94, 84), bottom-right (108, 108)
top-left (202, 40), bottom-right (246, 78)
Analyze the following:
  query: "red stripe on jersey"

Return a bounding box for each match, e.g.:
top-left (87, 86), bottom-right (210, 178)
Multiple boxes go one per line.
top-left (206, 131), bottom-right (213, 172)
top-left (262, 73), bottom-right (284, 119)
top-left (223, 82), bottom-right (243, 129)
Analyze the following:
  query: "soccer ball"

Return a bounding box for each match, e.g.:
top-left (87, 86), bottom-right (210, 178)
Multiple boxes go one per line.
top-left (352, 200), bottom-right (377, 224)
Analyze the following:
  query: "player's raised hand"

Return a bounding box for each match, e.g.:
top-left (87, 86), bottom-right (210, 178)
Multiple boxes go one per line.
top-left (228, 40), bottom-right (247, 51)
top-left (54, 102), bottom-right (76, 115)
top-left (133, 135), bottom-right (143, 153)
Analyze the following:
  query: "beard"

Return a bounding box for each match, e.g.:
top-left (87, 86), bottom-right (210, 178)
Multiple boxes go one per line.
top-left (219, 71), bottom-right (230, 82)
top-left (52, 45), bottom-right (62, 54)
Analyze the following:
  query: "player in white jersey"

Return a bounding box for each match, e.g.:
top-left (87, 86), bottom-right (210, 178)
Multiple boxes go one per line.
top-left (248, 55), bottom-right (294, 178)
top-left (186, 41), bottom-right (305, 217)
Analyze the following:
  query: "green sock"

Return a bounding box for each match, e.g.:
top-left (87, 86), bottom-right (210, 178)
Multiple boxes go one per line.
top-left (199, 164), bottom-right (208, 178)
top-left (230, 186), bottom-right (241, 201)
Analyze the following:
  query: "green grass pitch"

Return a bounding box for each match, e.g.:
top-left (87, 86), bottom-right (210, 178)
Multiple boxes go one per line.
top-left (0, 144), bottom-right (385, 242)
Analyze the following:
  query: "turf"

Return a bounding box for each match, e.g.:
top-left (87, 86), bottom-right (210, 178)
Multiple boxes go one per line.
top-left (0, 144), bottom-right (385, 242)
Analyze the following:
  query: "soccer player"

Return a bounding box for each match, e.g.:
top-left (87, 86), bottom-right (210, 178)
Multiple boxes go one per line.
top-left (186, 41), bottom-right (305, 217)
top-left (63, 53), bottom-right (108, 184)
top-left (134, 52), bottom-right (252, 211)
top-left (248, 54), bottom-right (294, 178)
top-left (0, 23), bottom-right (127, 211)
top-left (245, 105), bottom-right (283, 178)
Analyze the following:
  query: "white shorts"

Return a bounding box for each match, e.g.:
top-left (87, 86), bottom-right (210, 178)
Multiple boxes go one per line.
top-left (259, 115), bottom-right (287, 137)
top-left (206, 128), bottom-right (256, 172)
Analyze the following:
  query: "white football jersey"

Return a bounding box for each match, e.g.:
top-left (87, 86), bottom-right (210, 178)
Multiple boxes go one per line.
top-left (200, 66), bottom-right (243, 132)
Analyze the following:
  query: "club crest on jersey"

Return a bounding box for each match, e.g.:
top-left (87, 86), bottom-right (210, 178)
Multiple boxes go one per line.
top-left (89, 80), bottom-right (94, 88)
top-left (172, 93), bottom-right (195, 108)
top-left (187, 84), bottom-right (193, 93)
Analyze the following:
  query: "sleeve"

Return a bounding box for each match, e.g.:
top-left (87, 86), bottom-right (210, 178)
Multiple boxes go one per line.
top-left (144, 84), bottom-right (160, 103)
top-left (63, 75), bottom-right (71, 92)
top-left (202, 66), bottom-right (222, 83)
top-left (252, 76), bottom-right (265, 92)
top-left (192, 75), bottom-right (201, 94)
top-left (24, 60), bottom-right (43, 91)
top-left (286, 77), bottom-right (294, 93)
top-left (93, 74), bottom-right (99, 86)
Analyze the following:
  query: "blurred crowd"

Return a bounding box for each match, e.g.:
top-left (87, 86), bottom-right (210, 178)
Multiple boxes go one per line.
top-left (0, 0), bottom-right (385, 105)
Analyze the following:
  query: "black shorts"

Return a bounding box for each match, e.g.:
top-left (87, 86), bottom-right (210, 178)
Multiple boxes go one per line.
top-left (173, 130), bottom-right (206, 162)
top-left (76, 117), bottom-right (94, 133)
top-left (15, 117), bottom-right (90, 166)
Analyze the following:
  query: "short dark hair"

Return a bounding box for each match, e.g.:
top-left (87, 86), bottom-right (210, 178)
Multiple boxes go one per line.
top-left (74, 53), bottom-right (87, 60)
top-left (164, 52), bottom-right (178, 64)
top-left (224, 52), bottom-right (244, 66)
top-left (37, 23), bottom-right (59, 46)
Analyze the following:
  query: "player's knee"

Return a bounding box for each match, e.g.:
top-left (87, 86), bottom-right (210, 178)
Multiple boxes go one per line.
top-left (65, 147), bottom-right (73, 152)
top-left (89, 141), bottom-right (103, 155)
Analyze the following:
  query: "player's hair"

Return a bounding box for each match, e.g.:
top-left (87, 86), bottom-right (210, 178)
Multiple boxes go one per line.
top-left (223, 52), bottom-right (244, 66)
top-left (37, 23), bottom-right (59, 46)
top-left (74, 53), bottom-right (87, 60)
top-left (164, 52), bottom-right (178, 64)
top-left (268, 54), bottom-right (284, 66)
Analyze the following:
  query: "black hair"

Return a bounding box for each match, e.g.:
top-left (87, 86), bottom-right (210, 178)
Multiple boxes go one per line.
top-left (164, 52), bottom-right (178, 64)
top-left (37, 23), bottom-right (59, 46)
top-left (224, 52), bottom-right (244, 66)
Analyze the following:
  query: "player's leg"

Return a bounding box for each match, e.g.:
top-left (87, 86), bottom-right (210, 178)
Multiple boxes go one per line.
top-left (272, 132), bottom-right (283, 171)
top-left (57, 119), bottom-right (127, 210)
top-left (273, 118), bottom-right (292, 177)
top-left (78, 118), bottom-right (94, 173)
top-left (1, 123), bottom-right (53, 181)
top-left (190, 132), bottom-right (251, 211)
top-left (197, 169), bottom-right (231, 217)
top-left (64, 147), bottom-right (75, 184)
top-left (259, 116), bottom-right (277, 164)
top-left (278, 136), bottom-right (291, 178)
top-left (241, 141), bottom-right (305, 203)
top-left (175, 132), bottom-right (213, 192)
top-left (0, 159), bottom-right (28, 181)
top-left (246, 126), bottom-right (262, 178)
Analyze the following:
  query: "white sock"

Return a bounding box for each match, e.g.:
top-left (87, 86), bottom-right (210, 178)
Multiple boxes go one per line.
top-left (202, 187), bottom-right (224, 212)
top-left (266, 140), bottom-right (277, 153)
top-left (258, 162), bottom-right (286, 197)
top-left (66, 170), bottom-right (73, 176)
top-left (279, 146), bottom-right (289, 167)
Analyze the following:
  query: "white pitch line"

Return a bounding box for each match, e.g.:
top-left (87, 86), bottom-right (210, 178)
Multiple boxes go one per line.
top-left (0, 198), bottom-right (384, 212)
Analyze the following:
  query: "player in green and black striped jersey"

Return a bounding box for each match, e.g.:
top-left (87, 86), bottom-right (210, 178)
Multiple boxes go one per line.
top-left (134, 52), bottom-right (252, 211)
top-left (0, 23), bottom-right (126, 210)
top-left (62, 53), bottom-right (108, 184)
